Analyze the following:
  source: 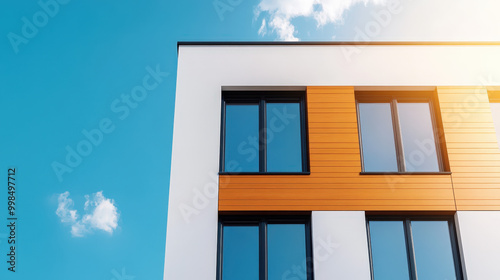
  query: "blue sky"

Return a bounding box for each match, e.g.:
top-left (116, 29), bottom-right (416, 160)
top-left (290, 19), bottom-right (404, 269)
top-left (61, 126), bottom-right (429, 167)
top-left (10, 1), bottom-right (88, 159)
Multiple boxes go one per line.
top-left (0, 0), bottom-right (499, 279)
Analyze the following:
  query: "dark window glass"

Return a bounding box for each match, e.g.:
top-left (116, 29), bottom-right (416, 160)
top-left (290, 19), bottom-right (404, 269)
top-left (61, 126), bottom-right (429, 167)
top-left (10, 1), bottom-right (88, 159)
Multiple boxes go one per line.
top-left (268, 224), bottom-right (307, 280)
top-left (368, 218), bottom-right (461, 280)
top-left (369, 221), bottom-right (410, 280)
top-left (358, 103), bottom-right (399, 172)
top-left (357, 95), bottom-right (443, 173)
top-left (490, 103), bottom-right (500, 148)
top-left (411, 221), bottom-right (457, 280)
top-left (218, 217), bottom-right (312, 280)
top-left (224, 104), bottom-right (259, 172)
top-left (222, 225), bottom-right (259, 280)
top-left (222, 93), bottom-right (307, 173)
top-left (397, 103), bottom-right (440, 172)
top-left (266, 103), bottom-right (302, 172)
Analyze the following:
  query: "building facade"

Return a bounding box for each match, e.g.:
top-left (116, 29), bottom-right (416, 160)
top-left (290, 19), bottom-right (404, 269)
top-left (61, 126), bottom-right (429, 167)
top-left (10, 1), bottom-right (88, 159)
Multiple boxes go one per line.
top-left (165, 42), bottom-right (500, 280)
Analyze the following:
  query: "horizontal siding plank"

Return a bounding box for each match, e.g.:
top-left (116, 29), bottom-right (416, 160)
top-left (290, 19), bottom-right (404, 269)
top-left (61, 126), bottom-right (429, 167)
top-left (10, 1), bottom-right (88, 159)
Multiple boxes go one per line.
top-left (308, 108), bottom-right (356, 113)
top-left (447, 148), bottom-right (500, 154)
top-left (220, 199), bottom-right (455, 206)
top-left (219, 205), bottom-right (456, 211)
top-left (438, 95), bottom-right (490, 104)
top-left (309, 134), bottom-right (359, 143)
top-left (450, 166), bottom-right (500, 173)
top-left (309, 142), bottom-right (360, 149)
top-left (308, 93), bottom-right (355, 103)
top-left (444, 133), bottom-right (498, 143)
top-left (456, 205), bottom-right (500, 210)
top-left (453, 184), bottom-right (500, 189)
top-left (310, 148), bottom-right (360, 154)
top-left (441, 113), bottom-right (495, 123)
top-left (448, 153), bottom-right (500, 161)
top-left (308, 113), bottom-right (358, 123)
top-left (308, 122), bottom-right (358, 129)
top-left (445, 142), bottom-right (499, 149)
top-left (308, 102), bottom-right (356, 109)
top-left (310, 154), bottom-right (360, 161)
top-left (219, 188), bottom-right (454, 200)
top-left (221, 183), bottom-right (454, 190)
top-left (309, 128), bottom-right (359, 134)
top-left (448, 160), bottom-right (500, 167)
top-left (220, 176), bottom-right (453, 185)
top-left (452, 177), bottom-right (500, 183)
top-left (455, 189), bottom-right (500, 200)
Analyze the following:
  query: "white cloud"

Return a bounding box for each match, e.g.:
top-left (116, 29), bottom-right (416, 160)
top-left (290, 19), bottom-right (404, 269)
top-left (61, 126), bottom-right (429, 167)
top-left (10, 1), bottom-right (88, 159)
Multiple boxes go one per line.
top-left (56, 191), bottom-right (119, 237)
top-left (82, 192), bottom-right (119, 233)
top-left (256, 0), bottom-right (388, 40)
top-left (258, 19), bottom-right (267, 36)
top-left (71, 222), bottom-right (88, 237)
top-left (56, 191), bottom-right (78, 223)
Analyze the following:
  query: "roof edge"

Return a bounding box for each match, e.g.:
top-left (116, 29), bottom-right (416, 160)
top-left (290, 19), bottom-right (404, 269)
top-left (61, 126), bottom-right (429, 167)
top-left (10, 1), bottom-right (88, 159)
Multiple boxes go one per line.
top-left (177, 41), bottom-right (500, 52)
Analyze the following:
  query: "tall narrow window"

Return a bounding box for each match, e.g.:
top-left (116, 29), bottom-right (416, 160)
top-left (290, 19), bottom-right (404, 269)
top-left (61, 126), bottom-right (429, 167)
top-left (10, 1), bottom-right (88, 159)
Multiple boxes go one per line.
top-left (222, 225), bottom-right (259, 280)
top-left (225, 104), bottom-right (259, 172)
top-left (367, 217), bottom-right (462, 280)
top-left (218, 216), bottom-right (313, 280)
top-left (357, 94), bottom-right (443, 173)
top-left (221, 92), bottom-right (308, 173)
top-left (358, 103), bottom-right (399, 172)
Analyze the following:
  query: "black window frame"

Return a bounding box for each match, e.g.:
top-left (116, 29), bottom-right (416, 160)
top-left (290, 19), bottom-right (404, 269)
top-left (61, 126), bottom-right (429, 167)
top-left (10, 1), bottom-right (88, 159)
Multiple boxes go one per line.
top-left (366, 215), bottom-right (463, 280)
top-left (220, 91), bottom-right (310, 175)
top-left (356, 92), bottom-right (449, 175)
top-left (217, 214), bottom-right (314, 280)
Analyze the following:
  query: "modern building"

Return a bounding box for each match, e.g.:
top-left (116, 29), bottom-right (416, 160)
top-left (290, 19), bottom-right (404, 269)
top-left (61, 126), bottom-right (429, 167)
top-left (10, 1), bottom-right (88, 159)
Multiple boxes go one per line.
top-left (164, 42), bottom-right (500, 280)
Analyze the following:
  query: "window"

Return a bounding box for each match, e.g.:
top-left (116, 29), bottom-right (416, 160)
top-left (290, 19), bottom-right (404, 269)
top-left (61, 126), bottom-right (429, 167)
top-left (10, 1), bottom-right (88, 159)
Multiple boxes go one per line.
top-left (217, 216), bottom-right (313, 280)
top-left (367, 217), bottom-right (462, 280)
top-left (356, 93), bottom-right (444, 173)
top-left (221, 92), bottom-right (308, 173)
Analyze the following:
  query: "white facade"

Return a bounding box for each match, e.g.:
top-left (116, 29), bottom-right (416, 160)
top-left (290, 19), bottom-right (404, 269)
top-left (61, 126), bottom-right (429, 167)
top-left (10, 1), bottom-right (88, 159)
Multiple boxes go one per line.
top-left (164, 43), bottom-right (500, 280)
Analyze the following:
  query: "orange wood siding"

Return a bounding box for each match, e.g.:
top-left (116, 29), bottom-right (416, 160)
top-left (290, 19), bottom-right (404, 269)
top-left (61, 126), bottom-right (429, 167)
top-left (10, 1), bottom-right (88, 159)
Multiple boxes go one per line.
top-left (219, 86), bottom-right (456, 211)
top-left (437, 87), bottom-right (500, 210)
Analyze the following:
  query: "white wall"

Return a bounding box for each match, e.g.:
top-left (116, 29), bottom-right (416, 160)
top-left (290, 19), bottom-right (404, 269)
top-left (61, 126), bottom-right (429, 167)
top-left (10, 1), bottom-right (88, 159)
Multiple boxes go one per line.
top-left (311, 211), bottom-right (371, 280)
top-left (164, 44), bottom-right (500, 280)
top-left (456, 211), bottom-right (500, 279)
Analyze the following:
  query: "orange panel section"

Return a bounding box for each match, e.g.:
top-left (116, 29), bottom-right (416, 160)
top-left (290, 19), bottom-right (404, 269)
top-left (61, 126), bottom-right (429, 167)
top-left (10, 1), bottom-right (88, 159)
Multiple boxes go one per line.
top-left (437, 87), bottom-right (500, 210)
top-left (219, 86), bottom-right (456, 211)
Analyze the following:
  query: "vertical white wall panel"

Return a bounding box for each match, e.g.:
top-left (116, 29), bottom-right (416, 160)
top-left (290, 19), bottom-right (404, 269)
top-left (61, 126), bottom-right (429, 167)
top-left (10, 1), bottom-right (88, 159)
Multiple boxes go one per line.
top-left (163, 47), bottom-right (223, 280)
top-left (456, 211), bottom-right (500, 279)
top-left (312, 211), bottom-right (371, 280)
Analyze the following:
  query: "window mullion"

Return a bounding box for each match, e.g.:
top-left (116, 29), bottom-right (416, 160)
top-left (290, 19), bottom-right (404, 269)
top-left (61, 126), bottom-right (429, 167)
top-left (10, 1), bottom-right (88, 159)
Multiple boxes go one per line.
top-left (216, 221), bottom-right (223, 280)
top-left (220, 100), bottom-right (226, 172)
top-left (404, 219), bottom-right (418, 280)
top-left (300, 99), bottom-right (307, 172)
top-left (391, 100), bottom-right (406, 172)
top-left (428, 99), bottom-right (444, 172)
top-left (260, 99), bottom-right (267, 172)
top-left (259, 220), bottom-right (268, 280)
